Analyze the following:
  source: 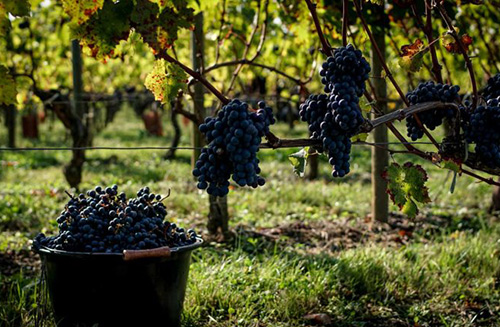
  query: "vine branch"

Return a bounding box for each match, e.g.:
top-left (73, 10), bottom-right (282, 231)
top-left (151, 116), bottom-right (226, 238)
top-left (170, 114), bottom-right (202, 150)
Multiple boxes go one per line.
top-left (205, 59), bottom-right (305, 85)
top-left (304, 0), bottom-right (333, 56)
top-left (342, 0), bottom-right (348, 47)
top-left (436, 2), bottom-right (478, 108)
top-left (157, 52), bottom-right (230, 105)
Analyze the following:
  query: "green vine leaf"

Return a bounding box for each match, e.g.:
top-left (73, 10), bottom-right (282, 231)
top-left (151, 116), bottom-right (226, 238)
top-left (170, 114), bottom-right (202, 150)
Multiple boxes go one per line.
top-left (351, 133), bottom-right (368, 143)
top-left (2, 0), bottom-right (30, 16)
top-left (145, 59), bottom-right (187, 104)
top-left (73, 0), bottom-right (133, 60)
top-left (61, 0), bottom-right (105, 25)
top-left (0, 0), bottom-right (31, 36)
top-left (288, 147), bottom-right (309, 178)
top-left (382, 162), bottom-right (431, 218)
top-left (442, 158), bottom-right (461, 173)
top-left (131, 0), bottom-right (194, 53)
top-left (0, 66), bottom-right (17, 105)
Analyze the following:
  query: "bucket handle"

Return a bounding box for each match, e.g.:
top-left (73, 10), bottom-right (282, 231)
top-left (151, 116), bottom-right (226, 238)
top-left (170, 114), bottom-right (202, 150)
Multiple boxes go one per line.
top-left (123, 247), bottom-right (171, 261)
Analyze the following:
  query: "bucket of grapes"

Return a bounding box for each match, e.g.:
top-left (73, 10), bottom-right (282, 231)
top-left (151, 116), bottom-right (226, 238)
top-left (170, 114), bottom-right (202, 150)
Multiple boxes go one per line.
top-left (32, 185), bottom-right (202, 327)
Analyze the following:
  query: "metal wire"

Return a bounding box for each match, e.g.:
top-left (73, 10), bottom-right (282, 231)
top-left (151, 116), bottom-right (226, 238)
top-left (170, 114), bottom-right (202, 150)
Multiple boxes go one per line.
top-left (0, 141), bottom-right (453, 152)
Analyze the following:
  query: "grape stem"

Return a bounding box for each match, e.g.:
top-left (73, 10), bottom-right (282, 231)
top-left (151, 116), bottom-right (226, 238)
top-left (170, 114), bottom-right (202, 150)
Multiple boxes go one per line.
top-left (304, 0), bottom-right (333, 56)
top-left (225, 0), bottom-right (270, 94)
top-left (436, 2), bottom-right (478, 109)
top-left (342, 0), bottom-right (348, 47)
top-left (157, 52), bottom-right (230, 105)
top-left (204, 60), bottom-right (305, 85)
top-left (64, 190), bottom-right (76, 200)
top-left (159, 189), bottom-right (171, 202)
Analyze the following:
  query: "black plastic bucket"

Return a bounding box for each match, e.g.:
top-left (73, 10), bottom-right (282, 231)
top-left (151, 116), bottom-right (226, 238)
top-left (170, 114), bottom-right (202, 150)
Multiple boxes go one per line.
top-left (37, 239), bottom-right (202, 327)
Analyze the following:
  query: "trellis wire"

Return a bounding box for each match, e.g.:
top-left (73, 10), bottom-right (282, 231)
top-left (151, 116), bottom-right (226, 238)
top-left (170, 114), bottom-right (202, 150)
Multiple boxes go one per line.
top-left (0, 141), bottom-right (455, 152)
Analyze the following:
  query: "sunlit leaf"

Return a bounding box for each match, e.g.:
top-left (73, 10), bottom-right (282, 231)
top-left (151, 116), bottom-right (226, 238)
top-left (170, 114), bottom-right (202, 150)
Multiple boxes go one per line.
top-left (443, 33), bottom-right (473, 54)
top-left (145, 59), bottom-right (187, 104)
top-left (288, 147), bottom-right (309, 178)
top-left (351, 133), bottom-right (368, 142)
top-left (382, 162), bottom-right (431, 218)
top-left (60, 0), bottom-right (105, 25)
top-left (442, 158), bottom-right (461, 173)
top-left (398, 39), bottom-right (428, 73)
top-left (73, 0), bottom-right (133, 60)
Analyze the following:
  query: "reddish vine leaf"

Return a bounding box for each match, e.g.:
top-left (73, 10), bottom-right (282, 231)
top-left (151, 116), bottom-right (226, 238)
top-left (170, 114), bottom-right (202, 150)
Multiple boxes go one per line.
top-left (399, 39), bottom-right (428, 73)
top-left (382, 162), bottom-right (431, 218)
top-left (73, 0), bottom-right (133, 60)
top-left (443, 34), bottom-right (473, 54)
top-left (0, 65), bottom-right (17, 106)
top-left (145, 59), bottom-right (187, 104)
top-left (61, 0), bottom-right (104, 25)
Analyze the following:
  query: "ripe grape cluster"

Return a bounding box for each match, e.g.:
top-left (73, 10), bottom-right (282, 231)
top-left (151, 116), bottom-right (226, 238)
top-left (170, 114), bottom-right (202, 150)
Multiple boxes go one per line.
top-left (299, 94), bottom-right (352, 177)
top-left (193, 99), bottom-right (275, 196)
top-left (466, 97), bottom-right (500, 167)
top-left (32, 185), bottom-right (198, 253)
top-left (483, 73), bottom-right (500, 101)
top-left (405, 81), bottom-right (460, 141)
top-left (298, 45), bottom-right (370, 177)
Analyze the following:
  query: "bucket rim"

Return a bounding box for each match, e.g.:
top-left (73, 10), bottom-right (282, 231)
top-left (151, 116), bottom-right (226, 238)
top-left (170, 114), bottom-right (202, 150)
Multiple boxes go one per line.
top-left (36, 237), bottom-right (203, 258)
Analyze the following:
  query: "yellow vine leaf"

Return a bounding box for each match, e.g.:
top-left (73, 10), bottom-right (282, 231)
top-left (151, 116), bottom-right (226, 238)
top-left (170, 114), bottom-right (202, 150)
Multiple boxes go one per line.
top-left (145, 59), bottom-right (187, 104)
top-left (61, 0), bottom-right (104, 25)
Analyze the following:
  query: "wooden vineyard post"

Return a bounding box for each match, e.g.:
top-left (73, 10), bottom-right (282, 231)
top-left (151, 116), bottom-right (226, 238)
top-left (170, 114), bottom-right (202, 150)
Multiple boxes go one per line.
top-left (191, 12), bottom-right (205, 169)
top-left (64, 39), bottom-right (87, 189)
top-left (370, 6), bottom-right (389, 223)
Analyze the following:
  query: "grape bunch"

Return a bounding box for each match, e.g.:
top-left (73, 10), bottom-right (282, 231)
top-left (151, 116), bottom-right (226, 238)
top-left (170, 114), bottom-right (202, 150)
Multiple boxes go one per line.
top-left (299, 94), bottom-right (329, 140)
top-left (320, 45), bottom-right (370, 134)
top-left (483, 73), bottom-right (500, 101)
top-left (299, 94), bottom-right (352, 177)
top-left (466, 97), bottom-right (500, 167)
top-left (299, 45), bottom-right (370, 178)
top-left (32, 185), bottom-right (198, 253)
top-left (193, 99), bottom-right (275, 196)
top-left (405, 81), bottom-right (460, 141)
top-left (320, 44), bottom-right (371, 97)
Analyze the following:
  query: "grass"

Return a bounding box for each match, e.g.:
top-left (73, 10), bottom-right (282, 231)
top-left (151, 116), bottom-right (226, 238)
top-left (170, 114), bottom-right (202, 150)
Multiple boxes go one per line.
top-left (0, 105), bottom-right (499, 326)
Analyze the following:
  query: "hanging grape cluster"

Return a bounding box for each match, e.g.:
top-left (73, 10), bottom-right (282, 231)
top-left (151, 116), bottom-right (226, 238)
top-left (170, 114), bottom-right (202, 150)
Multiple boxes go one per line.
top-left (193, 99), bottom-right (275, 196)
top-left (299, 45), bottom-right (370, 177)
top-left (465, 97), bottom-right (500, 167)
top-left (405, 81), bottom-right (460, 141)
top-left (32, 186), bottom-right (198, 253)
top-left (482, 73), bottom-right (500, 101)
